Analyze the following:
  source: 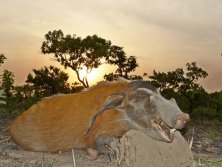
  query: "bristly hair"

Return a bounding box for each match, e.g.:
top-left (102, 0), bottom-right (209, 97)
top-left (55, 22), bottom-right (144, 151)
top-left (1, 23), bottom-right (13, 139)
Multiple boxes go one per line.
top-left (129, 80), bottom-right (157, 93)
top-left (82, 79), bottom-right (129, 92)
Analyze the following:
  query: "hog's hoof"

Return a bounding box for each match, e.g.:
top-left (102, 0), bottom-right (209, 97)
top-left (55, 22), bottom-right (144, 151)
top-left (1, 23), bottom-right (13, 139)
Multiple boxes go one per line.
top-left (86, 148), bottom-right (98, 160)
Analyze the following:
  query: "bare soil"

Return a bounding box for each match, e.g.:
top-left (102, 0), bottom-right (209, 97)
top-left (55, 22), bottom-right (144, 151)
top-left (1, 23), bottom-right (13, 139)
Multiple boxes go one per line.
top-left (1, 117), bottom-right (222, 167)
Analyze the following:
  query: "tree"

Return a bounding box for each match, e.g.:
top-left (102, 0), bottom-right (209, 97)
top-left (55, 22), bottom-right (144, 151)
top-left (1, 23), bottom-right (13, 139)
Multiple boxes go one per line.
top-left (26, 66), bottom-right (71, 96)
top-left (0, 53), bottom-right (7, 105)
top-left (1, 70), bottom-right (15, 105)
top-left (0, 53), bottom-right (7, 67)
top-left (210, 91), bottom-right (222, 118)
top-left (104, 45), bottom-right (139, 81)
top-left (179, 62), bottom-right (208, 94)
top-left (13, 84), bottom-right (35, 100)
top-left (149, 62), bottom-right (208, 94)
top-left (41, 30), bottom-right (111, 88)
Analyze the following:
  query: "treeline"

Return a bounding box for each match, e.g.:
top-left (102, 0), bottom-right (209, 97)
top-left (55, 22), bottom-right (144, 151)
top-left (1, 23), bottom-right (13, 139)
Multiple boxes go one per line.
top-left (0, 30), bottom-right (221, 121)
top-left (0, 63), bottom-right (84, 115)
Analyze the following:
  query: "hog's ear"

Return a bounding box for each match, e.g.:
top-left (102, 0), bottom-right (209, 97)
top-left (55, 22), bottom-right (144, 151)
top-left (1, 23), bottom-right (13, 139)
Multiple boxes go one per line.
top-left (87, 94), bottom-right (124, 134)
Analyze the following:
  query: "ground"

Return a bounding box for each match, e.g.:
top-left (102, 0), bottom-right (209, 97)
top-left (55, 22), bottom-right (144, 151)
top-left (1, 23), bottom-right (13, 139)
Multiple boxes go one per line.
top-left (0, 116), bottom-right (222, 167)
top-left (184, 121), bottom-right (222, 166)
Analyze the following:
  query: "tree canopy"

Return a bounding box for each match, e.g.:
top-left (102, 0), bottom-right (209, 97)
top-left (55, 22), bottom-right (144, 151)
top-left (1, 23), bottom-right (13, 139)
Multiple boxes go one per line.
top-left (0, 70), bottom-right (15, 106)
top-left (149, 62), bottom-right (208, 94)
top-left (104, 45), bottom-right (138, 80)
top-left (0, 53), bottom-right (7, 67)
top-left (26, 66), bottom-right (71, 96)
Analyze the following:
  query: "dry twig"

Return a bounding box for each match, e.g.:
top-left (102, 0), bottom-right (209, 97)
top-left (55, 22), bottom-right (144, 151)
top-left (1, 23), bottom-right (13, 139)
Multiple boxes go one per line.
top-left (72, 148), bottom-right (77, 167)
top-left (189, 128), bottom-right (194, 149)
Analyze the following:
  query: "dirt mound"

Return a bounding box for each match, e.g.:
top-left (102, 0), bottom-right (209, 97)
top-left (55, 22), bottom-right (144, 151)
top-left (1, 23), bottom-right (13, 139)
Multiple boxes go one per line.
top-left (112, 130), bottom-right (193, 167)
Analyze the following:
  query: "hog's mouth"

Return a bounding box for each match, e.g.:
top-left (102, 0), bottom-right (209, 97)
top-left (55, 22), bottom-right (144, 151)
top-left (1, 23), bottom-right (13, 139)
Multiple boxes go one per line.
top-left (150, 118), bottom-right (176, 142)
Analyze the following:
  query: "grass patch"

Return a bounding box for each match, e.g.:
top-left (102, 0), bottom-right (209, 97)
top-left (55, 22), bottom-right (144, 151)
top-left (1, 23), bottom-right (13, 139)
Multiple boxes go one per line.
top-left (200, 157), bottom-right (222, 166)
top-left (205, 130), bottom-right (220, 140)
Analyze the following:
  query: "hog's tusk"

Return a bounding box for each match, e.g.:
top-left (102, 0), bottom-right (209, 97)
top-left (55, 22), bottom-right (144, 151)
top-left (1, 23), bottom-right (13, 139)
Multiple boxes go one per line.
top-left (170, 128), bottom-right (176, 134)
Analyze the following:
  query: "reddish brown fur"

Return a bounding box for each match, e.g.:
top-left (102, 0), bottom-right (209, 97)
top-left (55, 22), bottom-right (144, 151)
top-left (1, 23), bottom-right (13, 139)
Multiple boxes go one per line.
top-left (9, 81), bottom-right (130, 152)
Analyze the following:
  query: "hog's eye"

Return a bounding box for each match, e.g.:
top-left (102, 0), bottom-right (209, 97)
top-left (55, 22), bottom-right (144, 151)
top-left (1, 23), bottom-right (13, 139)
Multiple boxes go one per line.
top-left (143, 102), bottom-right (156, 114)
top-left (144, 100), bottom-right (153, 109)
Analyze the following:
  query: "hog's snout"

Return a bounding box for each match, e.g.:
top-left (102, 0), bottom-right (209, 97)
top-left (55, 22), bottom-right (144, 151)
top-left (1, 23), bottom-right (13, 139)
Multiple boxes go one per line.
top-left (172, 113), bottom-right (190, 129)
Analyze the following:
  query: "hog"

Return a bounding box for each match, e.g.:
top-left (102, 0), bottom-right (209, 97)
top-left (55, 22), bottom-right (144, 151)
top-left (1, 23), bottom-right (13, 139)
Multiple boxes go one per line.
top-left (8, 80), bottom-right (190, 155)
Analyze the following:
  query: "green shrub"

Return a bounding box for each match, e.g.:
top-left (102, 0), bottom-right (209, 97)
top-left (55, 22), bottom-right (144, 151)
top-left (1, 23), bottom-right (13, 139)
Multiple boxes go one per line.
top-left (191, 106), bottom-right (217, 121)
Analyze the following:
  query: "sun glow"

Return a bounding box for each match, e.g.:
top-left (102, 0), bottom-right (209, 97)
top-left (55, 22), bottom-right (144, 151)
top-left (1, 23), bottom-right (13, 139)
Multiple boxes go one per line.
top-left (79, 66), bottom-right (98, 84)
top-left (67, 64), bottom-right (116, 86)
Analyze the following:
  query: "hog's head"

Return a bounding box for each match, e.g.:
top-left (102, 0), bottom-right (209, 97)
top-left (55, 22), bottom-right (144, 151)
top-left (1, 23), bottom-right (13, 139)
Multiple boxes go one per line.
top-left (87, 81), bottom-right (190, 142)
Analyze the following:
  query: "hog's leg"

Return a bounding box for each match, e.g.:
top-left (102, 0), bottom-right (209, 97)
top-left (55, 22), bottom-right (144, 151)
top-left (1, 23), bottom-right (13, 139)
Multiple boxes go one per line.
top-left (87, 134), bottom-right (119, 161)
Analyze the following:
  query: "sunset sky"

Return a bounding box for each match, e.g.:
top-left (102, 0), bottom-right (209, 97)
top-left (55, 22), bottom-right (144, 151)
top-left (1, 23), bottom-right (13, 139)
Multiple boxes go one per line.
top-left (0, 0), bottom-right (221, 92)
